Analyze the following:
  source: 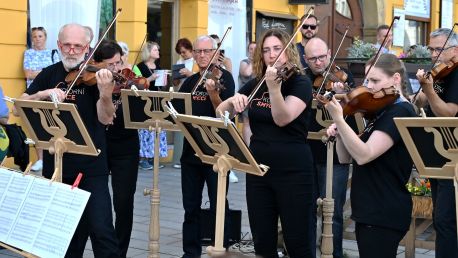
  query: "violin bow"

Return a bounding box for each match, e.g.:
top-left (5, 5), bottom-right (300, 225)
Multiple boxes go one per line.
top-left (316, 25), bottom-right (350, 94)
top-left (362, 16), bottom-right (399, 85)
top-left (191, 26), bottom-right (232, 95)
top-left (65, 8), bottom-right (123, 97)
top-left (132, 33), bottom-right (148, 71)
top-left (411, 23), bottom-right (458, 101)
top-left (246, 6), bottom-right (315, 104)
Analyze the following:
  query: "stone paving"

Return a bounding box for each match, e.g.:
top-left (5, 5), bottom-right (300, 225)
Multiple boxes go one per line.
top-left (0, 165), bottom-right (436, 258)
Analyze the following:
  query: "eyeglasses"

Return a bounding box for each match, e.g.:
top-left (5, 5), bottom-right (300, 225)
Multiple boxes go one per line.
top-left (193, 49), bottom-right (215, 55)
top-left (302, 24), bottom-right (317, 30)
top-left (262, 46), bottom-right (283, 54)
top-left (31, 26), bottom-right (45, 31)
top-left (306, 54), bottom-right (327, 63)
top-left (59, 43), bottom-right (88, 54)
top-left (427, 45), bottom-right (456, 53)
top-left (106, 60), bottom-right (123, 70)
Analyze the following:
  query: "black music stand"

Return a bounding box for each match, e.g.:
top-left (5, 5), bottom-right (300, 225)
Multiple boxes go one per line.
top-left (166, 103), bottom-right (269, 255)
top-left (121, 88), bottom-right (191, 258)
top-left (13, 99), bottom-right (99, 182)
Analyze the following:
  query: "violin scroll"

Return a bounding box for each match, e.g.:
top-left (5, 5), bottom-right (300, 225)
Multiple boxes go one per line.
top-left (275, 62), bottom-right (300, 83)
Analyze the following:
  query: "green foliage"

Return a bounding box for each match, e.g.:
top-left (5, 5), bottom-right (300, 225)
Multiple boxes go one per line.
top-left (347, 38), bottom-right (377, 59)
top-left (404, 45), bottom-right (431, 64)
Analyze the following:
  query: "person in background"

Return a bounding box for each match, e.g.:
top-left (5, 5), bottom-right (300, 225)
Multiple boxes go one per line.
top-left (296, 14), bottom-right (319, 68)
top-left (136, 41), bottom-right (167, 170)
top-left (415, 28), bottom-right (458, 258)
top-left (171, 38), bottom-right (195, 170)
top-left (217, 29), bottom-right (315, 257)
top-left (238, 41), bottom-right (256, 88)
top-left (374, 24), bottom-right (395, 54)
top-left (325, 54), bottom-right (415, 258)
top-left (209, 34), bottom-right (233, 73)
top-left (178, 35), bottom-right (235, 257)
top-left (0, 85), bottom-right (9, 161)
top-left (23, 26), bottom-right (60, 172)
top-left (118, 41), bottom-right (142, 76)
top-left (20, 23), bottom-right (120, 257)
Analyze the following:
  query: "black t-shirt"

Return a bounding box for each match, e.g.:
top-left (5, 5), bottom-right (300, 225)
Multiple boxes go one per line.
top-left (305, 68), bottom-right (359, 164)
top-left (426, 68), bottom-right (458, 117)
top-left (137, 61), bottom-right (163, 92)
top-left (179, 69), bottom-right (235, 164)
top-left (25, 62), bottom-right (108, 180)
top-left (351, 101), bottom-right (416, 231)
top-left (105, 93), bottom-right (139, 156)
top-left (295, 42), bottom-right (308, 69)
top-left (239, 74), bottom-right (313, 171)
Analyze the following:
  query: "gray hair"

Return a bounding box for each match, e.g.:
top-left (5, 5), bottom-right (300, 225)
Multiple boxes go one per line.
top-left (118, 41), bottom-right (129, 56)
top-left (141, 41), bottom-right (159, 62)
top-left (58, 23), bottom-right (91, 44)
top-left (430, 28), bottom-right (458, 47)
top-left (194, 35), bottom-right (218, 49)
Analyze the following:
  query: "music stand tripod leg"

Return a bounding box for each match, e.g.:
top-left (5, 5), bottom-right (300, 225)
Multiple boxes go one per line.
top-left (320, 140), bottom-right (334, 258)
top-left (206, 155), bottom-right (231, 256)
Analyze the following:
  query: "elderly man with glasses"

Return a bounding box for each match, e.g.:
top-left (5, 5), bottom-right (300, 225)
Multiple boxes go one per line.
top-left (18, 23), bottom-right (121, 257)
top-left (177, 35), bottom-right (235, 257)
top-left (304, 37), bottom-right (359, 258)
top-left (415, 28), bottom-right (458, 258)
top-left (296, 14), bottom-right (319, 68)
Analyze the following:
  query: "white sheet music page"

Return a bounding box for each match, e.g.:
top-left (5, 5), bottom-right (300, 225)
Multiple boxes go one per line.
top-left (0, 167), bottom-right (90, 258)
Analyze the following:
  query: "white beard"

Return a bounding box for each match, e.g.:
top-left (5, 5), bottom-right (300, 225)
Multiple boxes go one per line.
top-left (62, 55), bottom-right (84, 71)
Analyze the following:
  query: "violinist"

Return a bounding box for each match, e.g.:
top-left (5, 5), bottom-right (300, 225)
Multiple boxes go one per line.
top-left (92, 40), bottom-right (140, 257)
top-left (178, 35), bottom-right (235, 257)
top-left (304, 37), bottom-right (355, 258)
top-left (18, 23), bottom-right (121, 257)
top-left (216, 29), bottom-right (315, 257)
top-left (325, 54), bottom-right (416, 258)
top-left (415, 28), bottom-right (458, 258)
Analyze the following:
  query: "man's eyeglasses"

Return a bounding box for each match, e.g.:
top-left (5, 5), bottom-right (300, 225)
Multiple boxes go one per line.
top-left (193, 49), bottom-right (215, 55)
top-left (59, 43), bottom-right (88, 54)
top-left (427, 45), bottom-right (457, 53)
top-left (106, 60), bottom-right (123, 70)
top-left (302, 24), bottom-right (317, 30)
top-left (306, 54), bottom-right (327, 63)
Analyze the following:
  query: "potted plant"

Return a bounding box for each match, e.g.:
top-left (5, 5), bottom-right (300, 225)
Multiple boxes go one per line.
top-left (346, 38), bottom-right (377, 82)
top-left (406, 178), bottom-right (432, 219)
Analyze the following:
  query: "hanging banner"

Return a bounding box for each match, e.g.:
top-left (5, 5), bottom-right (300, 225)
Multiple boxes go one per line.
top-left (208, 0), bottom-right (247, 90)
top-left (29, 0), bottom-right (101, 50)
top-left (393, 8), bottom-right (406, 47)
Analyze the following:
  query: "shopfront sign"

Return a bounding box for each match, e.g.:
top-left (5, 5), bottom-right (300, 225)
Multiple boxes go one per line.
top-left (255, 11), bottom-right (296, 41)
top-left (404, 0), bottom-right (430, 19)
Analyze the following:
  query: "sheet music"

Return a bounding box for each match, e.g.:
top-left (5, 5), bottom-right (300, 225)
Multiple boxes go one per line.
top-left (0, 167), bottom-right (90, 258)
top-left (154, 70), bottom-right (168, 87)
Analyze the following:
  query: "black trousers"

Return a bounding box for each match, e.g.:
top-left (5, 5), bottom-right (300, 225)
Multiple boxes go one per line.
top-left (181, 162), bottom-right (231, 257)
top-left (355, 222), bottom-right (406, 258)
top-left (246, 168), bottom-right (315, 258)
top-left (109, 152), bottom-right (139, 257)
top-left (64, 175), bottom-right (120, 258)
top-left (431, 179), bottom-right (458, 258)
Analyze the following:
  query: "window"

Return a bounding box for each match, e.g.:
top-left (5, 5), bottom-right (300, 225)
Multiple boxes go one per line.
top-left (336, 0), bottom-right (351, 19)
top-left (404, 19), bottom-right (427, 49)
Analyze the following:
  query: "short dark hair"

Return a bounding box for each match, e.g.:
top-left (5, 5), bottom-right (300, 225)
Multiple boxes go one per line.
top-left (93, 40), bottom-right (123, 62)
top-left (175, 38), bottom-right (193, 54)
top-left (376, 25), bottom-right (390, 33)
top-left (301, 14), bottom-right (318, 24)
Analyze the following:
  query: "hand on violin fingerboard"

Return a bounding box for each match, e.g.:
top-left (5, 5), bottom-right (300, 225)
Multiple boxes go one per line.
top-left (331, 82), bottom-right (347, 93)
top-left (95, 69), bottom-right (115, 98)
top-left (204, 78), bottom-right (219, 94)
top-left (324, 97), bottom-right (344, 121)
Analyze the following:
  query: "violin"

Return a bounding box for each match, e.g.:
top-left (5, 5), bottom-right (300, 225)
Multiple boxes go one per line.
top-left (313, 65), bottom-right (348, 92)
top-left (200, 63), bottom-right (226, 91)
top-left (316, 86), bottom-right (399, 117)
top-left (64, 62), bottom-right (149, 94)
top-left (276, 62), bottom-right (301, 83)
top-left (429, 56), bottom-right (458, 81)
